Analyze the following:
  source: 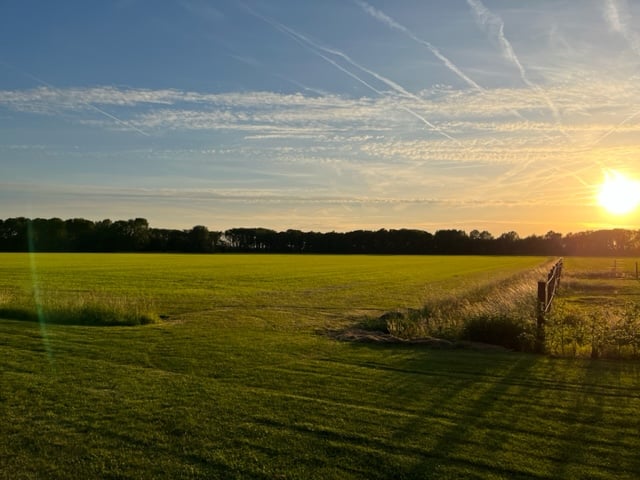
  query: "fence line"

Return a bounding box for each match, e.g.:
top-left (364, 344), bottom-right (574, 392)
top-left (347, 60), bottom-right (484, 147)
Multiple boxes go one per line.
top-left (535, 258), bottom-right (563, 353)
top-left (611, 258), bottom-right (640, 279)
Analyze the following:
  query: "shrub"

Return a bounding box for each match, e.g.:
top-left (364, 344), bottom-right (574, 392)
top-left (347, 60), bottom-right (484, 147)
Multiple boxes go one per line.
top-left (462, 314), bottom-right (530, 350)
top-left (357, 314), bottom-right (390, 333)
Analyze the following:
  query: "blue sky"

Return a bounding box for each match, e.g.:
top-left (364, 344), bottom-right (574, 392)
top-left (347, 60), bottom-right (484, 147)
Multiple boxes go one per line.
top-left (2, 0), bottom-right (640, 235)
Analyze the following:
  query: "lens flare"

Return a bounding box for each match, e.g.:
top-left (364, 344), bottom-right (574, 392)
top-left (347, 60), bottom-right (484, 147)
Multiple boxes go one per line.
top-left (27, 221), bottom-right (53, 362)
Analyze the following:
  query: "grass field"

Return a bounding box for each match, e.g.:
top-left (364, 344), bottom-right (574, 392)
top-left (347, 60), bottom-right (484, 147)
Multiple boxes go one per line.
top-left (2, 253), bottom-right (640, 479)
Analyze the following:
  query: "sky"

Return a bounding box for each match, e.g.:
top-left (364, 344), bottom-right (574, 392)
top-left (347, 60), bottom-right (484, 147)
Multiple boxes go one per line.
top-left (1, 0), bottom-right (640, 236)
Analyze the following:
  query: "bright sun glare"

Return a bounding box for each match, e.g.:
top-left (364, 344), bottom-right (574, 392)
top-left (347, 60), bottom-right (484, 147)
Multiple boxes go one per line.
top-left (597, 170), bottom-right (640, 216)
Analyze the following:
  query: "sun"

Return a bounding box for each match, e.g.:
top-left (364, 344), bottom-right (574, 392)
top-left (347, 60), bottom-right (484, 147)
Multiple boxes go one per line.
top-left (597, 170), bottom-right (640, 215)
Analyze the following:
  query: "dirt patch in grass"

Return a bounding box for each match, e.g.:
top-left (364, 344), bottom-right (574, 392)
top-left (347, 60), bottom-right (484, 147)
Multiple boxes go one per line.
top-left (330, 327), bottom-right (452, 345)
top-left (324, 327), bottom-right (510, 351)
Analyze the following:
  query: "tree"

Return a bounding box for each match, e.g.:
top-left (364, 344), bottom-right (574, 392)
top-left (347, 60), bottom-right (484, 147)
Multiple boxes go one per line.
top-left (187, 226), bottom-right (215, 253)
top-left (434, 229), bottom-right (468, 254)
top-left (496, 231), bottom-right (521, 254)
top-left (0, 217), bottom-right (28, 251)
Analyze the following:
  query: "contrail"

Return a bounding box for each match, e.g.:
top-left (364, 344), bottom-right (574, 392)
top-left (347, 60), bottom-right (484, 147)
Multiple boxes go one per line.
top-left (276, 22), bottom-right (457, 141)
top-left (466, 0), bottom-right (527, 80)
top-left (591, 108), bottom-right (640, 146)
top-left (354, 0), bottom-right (484, 92)
top-left (605, 0), bottom-right (625, 31)
top-left (0, 60), bottom-right (150, 136)
top-left (353, 0), bottom-right (535, 125)
top-left (85, 101), bottom-right (150, 137)
top-left (276, 23), bottom-right (415, 101)
top-left (272, 73), bottom-right (327, 96)
top-left (241, 3), bottom-right (457, 141)
top-left (466, 0), bottom-right (567, 136)
top-left (595, 0), bottom-right (640, 145)
top-left (604, 0), bottom-right (640, 56)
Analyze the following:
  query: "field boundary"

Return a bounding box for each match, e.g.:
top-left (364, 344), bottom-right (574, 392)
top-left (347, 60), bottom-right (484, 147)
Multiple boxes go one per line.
top-left (535, 258), bottom-right (563, 353)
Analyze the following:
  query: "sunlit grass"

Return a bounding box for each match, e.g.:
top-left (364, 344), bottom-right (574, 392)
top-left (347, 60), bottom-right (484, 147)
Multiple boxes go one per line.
top-left (2, 254), bottom-right (640, 479)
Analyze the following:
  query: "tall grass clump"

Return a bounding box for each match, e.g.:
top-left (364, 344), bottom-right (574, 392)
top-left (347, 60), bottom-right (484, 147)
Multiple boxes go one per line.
top-left (385, 261), bottom-right (556, 350)
top-left (459, 274), bottom-right (539, 350)
top-left (546, 300), bottom-right (640, 358)
top-left (0, 288), bottom-right (160, 326)
top-left (0, 288), bottom-right (36, 322)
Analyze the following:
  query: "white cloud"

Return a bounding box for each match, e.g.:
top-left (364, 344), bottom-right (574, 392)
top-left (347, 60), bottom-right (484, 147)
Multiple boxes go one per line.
top-left (3, 74), bottom-right (640, 158)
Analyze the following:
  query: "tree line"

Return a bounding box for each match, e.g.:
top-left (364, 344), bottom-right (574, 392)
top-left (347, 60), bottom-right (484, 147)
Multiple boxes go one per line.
top-left (1, 217), bottom-right (639, 256)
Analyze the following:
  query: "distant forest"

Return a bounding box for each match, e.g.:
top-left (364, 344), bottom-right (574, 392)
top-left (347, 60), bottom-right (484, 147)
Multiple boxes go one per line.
top-left (1, 217), bottom-right (639, 256)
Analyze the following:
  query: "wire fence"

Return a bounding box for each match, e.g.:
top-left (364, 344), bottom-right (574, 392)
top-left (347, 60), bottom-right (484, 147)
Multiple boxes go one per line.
top-left (535, 258), bottom-right (563, 353)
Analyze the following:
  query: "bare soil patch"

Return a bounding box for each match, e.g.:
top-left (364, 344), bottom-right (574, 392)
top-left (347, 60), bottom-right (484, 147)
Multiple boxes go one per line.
top-left (324, 327), bottom-right (510, 351)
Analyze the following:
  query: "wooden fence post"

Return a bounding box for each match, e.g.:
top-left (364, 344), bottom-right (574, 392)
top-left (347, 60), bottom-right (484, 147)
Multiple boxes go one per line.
top-left (536, 281), bottom-right (547, 353)
top-left (535, 258), bottom-right (563, 354)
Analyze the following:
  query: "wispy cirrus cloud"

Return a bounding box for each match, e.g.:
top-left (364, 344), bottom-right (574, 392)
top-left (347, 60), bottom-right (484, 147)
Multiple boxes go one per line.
top-left (0, 86), bottom-right (357, 111)
top-left (3, 77), bottom-right (640, 147)
top-left (0, 181), bottom-right (582, 209)
top-left (0, 61), bottom-right (151, 136)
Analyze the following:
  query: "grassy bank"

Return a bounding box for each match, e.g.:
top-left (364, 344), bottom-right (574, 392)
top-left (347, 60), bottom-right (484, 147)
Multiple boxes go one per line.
top-left (2, 254), bottom-right (640, 479)
top-left (378, 260), bottom-right (556, 350)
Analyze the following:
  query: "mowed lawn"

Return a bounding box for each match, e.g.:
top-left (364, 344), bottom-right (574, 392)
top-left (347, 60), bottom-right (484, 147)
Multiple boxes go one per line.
top-left (1, 254), bottom-right (640, 479)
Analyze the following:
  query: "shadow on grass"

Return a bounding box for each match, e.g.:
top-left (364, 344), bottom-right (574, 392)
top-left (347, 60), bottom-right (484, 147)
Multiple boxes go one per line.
top-left (397, 349), bottom-right (640, 479)
top-left (0, 306), bottom-right (39, 322)
top-left (327, 342), bottom-right (640, 479)
top-left (404, 355), bottom-right (548, 479)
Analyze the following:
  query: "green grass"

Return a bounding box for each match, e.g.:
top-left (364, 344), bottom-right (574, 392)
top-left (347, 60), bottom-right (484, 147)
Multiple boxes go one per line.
top-left (1, 253), bottom-right (640, 479)
top-left (547, 257), bottom-right (640, 358)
